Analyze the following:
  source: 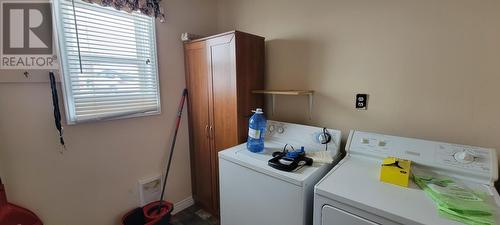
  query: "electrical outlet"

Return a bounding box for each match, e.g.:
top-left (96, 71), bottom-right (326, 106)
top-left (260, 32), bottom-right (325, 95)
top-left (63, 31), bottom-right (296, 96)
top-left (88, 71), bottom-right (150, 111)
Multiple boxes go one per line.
top-left (356, 94), bottom-right (368, 110)
top-left (138, 175), bottom-right (162, 206)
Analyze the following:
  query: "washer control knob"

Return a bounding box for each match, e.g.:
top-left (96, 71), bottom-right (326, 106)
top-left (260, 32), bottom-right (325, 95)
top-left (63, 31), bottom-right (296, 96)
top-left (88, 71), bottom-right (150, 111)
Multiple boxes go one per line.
top-left (268, 124), bottom-right (275, 132)
top-left (361, 138), bottom-right (369, 144)
top-left (318, 133), bottom-right (331, 144)
top-left (454, 151), bottom-right (475, 163)
top-left (378, 140), bottom-right (387, 147)
top-left (277, 127), bottom-right (285, 134)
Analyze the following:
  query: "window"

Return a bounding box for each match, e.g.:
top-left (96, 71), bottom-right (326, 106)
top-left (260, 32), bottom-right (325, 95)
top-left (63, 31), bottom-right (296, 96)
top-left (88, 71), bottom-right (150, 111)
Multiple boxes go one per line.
top-left (53, 0), bottom-right (160, 124)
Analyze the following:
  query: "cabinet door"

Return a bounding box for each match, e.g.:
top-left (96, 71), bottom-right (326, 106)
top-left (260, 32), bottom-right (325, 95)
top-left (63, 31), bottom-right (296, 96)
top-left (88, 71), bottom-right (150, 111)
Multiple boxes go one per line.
top-left (184, 41), bottom-right (213, 211)
top-left (207, 33), bottom-right (239, 213)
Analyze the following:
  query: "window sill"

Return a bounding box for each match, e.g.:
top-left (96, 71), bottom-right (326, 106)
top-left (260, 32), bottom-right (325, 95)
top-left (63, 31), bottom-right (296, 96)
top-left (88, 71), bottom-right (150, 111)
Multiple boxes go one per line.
top-left (66, 109), bottom-right (162, 125)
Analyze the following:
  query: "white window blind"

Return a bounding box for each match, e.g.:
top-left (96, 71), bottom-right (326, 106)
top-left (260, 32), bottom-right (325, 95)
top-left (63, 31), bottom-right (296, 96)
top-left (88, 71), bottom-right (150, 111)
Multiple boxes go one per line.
top-left (53, 0), bottom-right (160, 124)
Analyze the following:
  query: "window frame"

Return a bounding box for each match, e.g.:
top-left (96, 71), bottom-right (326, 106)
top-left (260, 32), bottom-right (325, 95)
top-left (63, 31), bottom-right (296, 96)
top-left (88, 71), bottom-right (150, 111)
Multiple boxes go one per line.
top-left (52, 0), bottom-right (161, 125)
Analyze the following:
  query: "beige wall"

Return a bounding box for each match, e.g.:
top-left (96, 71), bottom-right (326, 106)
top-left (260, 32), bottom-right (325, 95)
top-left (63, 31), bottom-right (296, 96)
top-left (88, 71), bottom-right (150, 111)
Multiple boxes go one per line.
top-left (0, 0), bottom-right (217, 224)
top-left (1, 1), bottom-right (500, 224)
top-left (217, 0), bottom-right (500, 162)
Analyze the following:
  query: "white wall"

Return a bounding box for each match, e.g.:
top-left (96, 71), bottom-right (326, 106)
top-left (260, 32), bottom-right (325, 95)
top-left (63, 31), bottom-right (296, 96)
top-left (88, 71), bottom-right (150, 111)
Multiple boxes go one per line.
top-left (217, 0), bottom-right (500, 162)
top-left (0, 0), bottom-right (217, 224)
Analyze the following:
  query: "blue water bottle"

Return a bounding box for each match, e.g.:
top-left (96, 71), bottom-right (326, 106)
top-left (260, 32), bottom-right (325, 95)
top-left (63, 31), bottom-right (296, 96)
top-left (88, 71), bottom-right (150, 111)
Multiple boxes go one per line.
top-left (247, 108), bottom-right (267, 153)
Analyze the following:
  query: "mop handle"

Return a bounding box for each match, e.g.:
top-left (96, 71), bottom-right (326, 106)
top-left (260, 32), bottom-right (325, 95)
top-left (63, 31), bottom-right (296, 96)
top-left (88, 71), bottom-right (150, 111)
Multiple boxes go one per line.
top-left (158, 89), bottom-right (188, 212)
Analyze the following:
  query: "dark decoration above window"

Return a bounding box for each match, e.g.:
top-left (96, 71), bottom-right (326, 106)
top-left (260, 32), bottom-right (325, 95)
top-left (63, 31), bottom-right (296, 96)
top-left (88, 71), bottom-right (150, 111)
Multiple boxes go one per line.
top-left (82, 0), bottom-right (165, 22)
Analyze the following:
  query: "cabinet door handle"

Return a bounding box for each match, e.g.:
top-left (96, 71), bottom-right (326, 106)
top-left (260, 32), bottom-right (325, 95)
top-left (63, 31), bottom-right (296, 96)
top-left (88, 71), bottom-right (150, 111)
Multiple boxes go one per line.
top-left (209, 126), bottom-right (214, 139)
top-left (205, 125), bottom-right (209, 138)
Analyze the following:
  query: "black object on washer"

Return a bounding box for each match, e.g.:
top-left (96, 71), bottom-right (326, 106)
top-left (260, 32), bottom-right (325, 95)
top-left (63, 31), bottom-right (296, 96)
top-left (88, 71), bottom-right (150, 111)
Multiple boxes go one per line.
top-left (268, 145), bottom-right (313, 172)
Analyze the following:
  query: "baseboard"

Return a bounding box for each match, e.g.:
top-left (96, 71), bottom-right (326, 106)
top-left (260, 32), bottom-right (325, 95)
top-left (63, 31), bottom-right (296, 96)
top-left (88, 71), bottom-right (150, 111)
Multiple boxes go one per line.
top-left (172, 196), bottom-right (194, 215)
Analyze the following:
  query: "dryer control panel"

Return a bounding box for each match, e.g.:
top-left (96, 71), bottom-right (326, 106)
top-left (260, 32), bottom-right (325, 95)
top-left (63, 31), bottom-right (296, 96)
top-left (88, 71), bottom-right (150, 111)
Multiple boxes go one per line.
top-left (347, 130), bottom-right (498, 185)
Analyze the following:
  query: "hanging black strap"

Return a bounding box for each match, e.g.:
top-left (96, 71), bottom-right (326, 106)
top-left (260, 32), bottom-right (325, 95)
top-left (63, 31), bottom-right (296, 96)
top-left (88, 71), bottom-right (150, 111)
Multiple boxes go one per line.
top-left (49, 72), bottom-right (65, 148)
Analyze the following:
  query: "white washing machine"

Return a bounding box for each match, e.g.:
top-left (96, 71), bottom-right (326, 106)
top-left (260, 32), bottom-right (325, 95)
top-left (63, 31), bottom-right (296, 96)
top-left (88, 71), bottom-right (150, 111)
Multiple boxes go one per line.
top-left (219, 120), bottom-right (342, 225)
top-left (314, 130), bottom-right (500, 225)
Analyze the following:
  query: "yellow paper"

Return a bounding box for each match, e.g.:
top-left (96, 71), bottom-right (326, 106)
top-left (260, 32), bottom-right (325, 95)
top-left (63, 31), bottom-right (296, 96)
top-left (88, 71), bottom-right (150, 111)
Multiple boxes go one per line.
top-left (380, 157), bottom-right (411, 187)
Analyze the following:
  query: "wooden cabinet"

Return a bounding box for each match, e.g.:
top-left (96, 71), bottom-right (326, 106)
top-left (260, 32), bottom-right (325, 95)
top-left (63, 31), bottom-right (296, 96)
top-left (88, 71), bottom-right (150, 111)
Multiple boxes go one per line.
top-left (184, 31), bottom-right (265, 216)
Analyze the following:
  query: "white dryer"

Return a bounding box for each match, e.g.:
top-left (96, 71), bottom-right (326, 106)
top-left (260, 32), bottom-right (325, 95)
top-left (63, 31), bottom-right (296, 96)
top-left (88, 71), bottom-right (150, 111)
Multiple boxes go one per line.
top-left (219, 120), bottom-right (342, 225)
top-left (314, 130), bottom-right (500, 225)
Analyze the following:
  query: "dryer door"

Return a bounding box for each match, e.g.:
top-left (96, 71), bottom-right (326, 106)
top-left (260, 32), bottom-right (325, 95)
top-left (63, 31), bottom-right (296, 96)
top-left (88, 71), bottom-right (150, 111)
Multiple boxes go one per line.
top-left (322, 205), bottom-right (380, 225)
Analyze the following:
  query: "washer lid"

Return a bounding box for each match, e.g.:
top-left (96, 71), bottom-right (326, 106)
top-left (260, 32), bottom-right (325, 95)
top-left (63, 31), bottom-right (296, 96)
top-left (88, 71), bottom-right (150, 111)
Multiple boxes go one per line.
top-left (219, 141), bottom-right (335, 186)
top-left (315, 156), bottom-right (500, 225)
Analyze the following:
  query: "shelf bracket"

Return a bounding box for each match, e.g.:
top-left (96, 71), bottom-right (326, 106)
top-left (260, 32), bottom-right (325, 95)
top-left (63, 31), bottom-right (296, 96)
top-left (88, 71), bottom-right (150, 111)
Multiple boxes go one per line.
top-left (308, 93), bottom-right (313, 120)
top-left (271, 94), bottom-right (276, 116)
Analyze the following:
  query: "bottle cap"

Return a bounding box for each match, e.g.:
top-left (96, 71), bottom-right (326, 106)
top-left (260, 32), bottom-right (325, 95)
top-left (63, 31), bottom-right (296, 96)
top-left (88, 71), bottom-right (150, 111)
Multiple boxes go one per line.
top-left (253, 108), bottom-right (264, 114)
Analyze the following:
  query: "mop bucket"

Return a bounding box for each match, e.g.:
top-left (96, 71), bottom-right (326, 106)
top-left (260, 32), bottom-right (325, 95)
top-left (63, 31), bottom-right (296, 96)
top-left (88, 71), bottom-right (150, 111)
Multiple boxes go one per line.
top-left (0, 178), bottom-right (43, 225)
top-left (122, 201), bottom-right (173, 225)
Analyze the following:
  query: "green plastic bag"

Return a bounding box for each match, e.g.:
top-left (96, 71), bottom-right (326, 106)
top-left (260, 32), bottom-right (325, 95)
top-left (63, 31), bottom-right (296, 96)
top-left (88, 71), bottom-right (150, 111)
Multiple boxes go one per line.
top-left (412, 169), bottom-right (496, 225)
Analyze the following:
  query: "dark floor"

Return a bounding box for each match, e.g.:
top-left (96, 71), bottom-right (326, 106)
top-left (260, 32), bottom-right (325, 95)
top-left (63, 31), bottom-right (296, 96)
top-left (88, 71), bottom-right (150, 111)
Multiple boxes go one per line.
top-left (170, 205), bottom-right (219, 225)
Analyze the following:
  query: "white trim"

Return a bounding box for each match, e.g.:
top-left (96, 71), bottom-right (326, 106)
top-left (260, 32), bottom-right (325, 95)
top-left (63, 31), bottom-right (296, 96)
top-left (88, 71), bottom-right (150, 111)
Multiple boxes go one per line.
top-left (171, 196), bottom-right (194, 215)
top-left (52, 0), bottom-right (75, 123)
